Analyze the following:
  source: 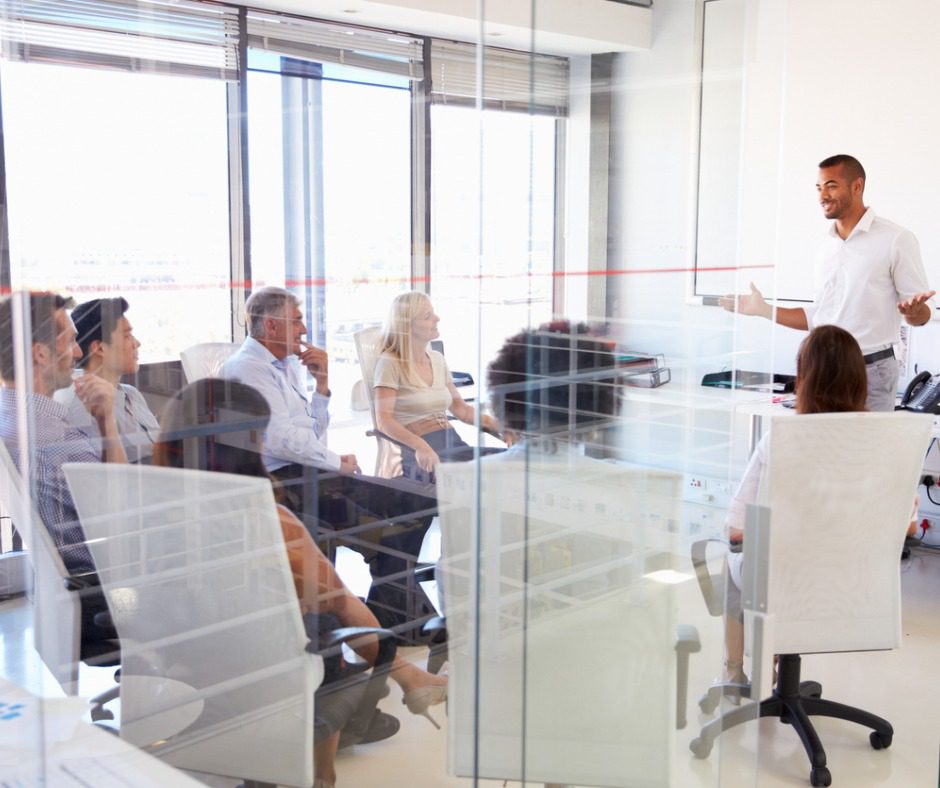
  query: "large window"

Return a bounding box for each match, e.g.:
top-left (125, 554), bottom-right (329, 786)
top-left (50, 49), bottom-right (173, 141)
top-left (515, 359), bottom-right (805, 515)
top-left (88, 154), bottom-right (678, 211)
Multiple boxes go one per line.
top-left (0, 62), bottom-right (232, 363)
top-left (430, 107), bottom-right (558, 373)
top-left (247, 54), bottom-right (411, 403)
top-left (0, 5), bottom-right (567, 375)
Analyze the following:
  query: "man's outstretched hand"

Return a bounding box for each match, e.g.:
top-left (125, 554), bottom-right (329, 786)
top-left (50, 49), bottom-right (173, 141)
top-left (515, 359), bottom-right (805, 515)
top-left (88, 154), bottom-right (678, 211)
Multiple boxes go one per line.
top-left (718, 282), bottom-right (772, 319)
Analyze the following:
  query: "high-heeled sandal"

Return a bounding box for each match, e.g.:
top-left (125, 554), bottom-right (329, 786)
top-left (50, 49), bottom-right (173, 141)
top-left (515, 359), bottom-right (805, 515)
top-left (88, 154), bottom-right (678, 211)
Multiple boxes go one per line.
top-left (402, 684), bottom-right (447, 729)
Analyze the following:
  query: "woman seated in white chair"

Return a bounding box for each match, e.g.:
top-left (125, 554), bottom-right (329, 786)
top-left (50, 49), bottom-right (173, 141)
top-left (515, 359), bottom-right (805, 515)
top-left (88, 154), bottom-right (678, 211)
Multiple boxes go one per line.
top-left (153, 379), bottom-right (448, 788)
top-left (373, 291), bottom-right (501, 482)
top-left (722, 324), bottom-right (918, 686)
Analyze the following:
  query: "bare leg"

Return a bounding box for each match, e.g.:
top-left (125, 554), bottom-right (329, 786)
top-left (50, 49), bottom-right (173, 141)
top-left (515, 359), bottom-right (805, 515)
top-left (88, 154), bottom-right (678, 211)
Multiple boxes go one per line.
top-left (314, 732), bottom-right (339, 786)
top-left (282, 511), bottom-right (446, 693)
top-left (724, 614), bottom-right (745, 682)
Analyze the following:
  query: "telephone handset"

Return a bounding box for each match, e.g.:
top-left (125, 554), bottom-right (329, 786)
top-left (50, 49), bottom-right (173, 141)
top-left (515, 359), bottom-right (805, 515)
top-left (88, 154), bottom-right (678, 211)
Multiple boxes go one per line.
top-left (899, 370), bottom-right (940, 413)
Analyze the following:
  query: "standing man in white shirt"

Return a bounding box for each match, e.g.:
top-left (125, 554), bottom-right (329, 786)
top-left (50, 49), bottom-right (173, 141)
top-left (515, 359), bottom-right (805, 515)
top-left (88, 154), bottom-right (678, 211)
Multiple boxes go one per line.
top-left (56, 297), bottom-right (160, 464)
top-left (222, 286), bottom-right (435, 633)
top-left (720, 154), bottom-right (935, 411)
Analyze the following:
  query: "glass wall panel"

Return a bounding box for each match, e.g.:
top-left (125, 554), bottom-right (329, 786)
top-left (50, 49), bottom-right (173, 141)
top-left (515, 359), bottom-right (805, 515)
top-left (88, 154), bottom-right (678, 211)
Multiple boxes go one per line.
top-left (5, 1), bottom-right (933, 787)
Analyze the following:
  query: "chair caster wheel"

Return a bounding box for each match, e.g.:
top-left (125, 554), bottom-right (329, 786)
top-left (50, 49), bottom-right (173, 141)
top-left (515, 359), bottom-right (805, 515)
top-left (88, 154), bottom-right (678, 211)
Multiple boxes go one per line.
top-left (810, 766), bottom-right (831, 786)
top-left (799, 680), bottom-right (822, 699)
top-left (870, 730), bottom-right (892, 750)
top-left (698, 691), bottom-right (719, 715)
top-left (690, 737), bottom-right (712, 759)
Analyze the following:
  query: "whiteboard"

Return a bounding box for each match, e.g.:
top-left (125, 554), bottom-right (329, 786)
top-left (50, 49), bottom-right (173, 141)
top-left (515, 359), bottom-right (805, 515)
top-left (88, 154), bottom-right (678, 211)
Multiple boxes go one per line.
top-left (696, 0), bottom-right (940, 304)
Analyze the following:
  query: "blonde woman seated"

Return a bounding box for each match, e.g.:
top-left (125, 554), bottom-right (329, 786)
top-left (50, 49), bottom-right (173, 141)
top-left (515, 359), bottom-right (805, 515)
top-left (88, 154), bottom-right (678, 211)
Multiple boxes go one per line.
top-left (373, 291), bottom-right (501, 483)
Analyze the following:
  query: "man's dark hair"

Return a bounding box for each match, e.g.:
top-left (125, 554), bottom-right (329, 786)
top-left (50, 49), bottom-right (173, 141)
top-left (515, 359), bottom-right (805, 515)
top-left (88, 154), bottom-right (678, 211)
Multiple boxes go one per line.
top-left (153, 378), bottom-right (271, 479)
top-left (818, 154), bottom-right (866, 184)
top-left (70, 297), bottom-right (129, 369)
top-left (0, 292), bottom-right (71, 382)
top-left (487, 320), bottom-right (620, 436)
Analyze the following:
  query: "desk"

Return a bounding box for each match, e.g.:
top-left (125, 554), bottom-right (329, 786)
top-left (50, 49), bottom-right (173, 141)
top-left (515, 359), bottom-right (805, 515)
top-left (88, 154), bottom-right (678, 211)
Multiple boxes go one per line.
top-left (613, 367), bottom-right (775, 481)
top-left (0, 676), bottom-right (202, 787)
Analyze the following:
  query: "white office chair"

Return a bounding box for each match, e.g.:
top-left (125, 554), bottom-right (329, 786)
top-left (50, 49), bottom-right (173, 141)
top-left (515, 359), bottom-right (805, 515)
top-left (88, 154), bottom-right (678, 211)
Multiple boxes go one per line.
top-left (437, 452), bottom-right (685, 787)
top-left (0, 443), bottom-right (117, 696)
top-left (63, 462), bottom-right (322, 787)
top-left (690, 411), bottom-right (933, 787)
top-left (180, 342), bottom-right (240, 383)
top-left (353, 325), bottom-right (403, 477)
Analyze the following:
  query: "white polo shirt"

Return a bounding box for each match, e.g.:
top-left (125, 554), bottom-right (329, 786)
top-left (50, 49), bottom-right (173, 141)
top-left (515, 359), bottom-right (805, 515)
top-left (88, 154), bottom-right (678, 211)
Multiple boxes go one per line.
top-left (804, 208), bottom-right (932, 354)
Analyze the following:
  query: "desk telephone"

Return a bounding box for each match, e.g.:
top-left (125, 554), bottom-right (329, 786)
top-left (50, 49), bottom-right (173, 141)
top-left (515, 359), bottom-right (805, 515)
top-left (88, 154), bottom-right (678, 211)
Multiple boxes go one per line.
top-left (899, 370), bottom-right (940, 413)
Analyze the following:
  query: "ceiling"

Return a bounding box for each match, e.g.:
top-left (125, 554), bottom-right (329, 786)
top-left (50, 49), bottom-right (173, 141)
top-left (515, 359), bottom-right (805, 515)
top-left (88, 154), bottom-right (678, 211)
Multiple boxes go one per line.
top-left (231, 0), bottom-right (652, 56)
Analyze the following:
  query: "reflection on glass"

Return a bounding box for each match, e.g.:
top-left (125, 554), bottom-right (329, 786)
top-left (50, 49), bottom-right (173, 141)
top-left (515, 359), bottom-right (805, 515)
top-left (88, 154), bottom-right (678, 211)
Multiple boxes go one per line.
top-left (438, 324), bottom-right (683, 785)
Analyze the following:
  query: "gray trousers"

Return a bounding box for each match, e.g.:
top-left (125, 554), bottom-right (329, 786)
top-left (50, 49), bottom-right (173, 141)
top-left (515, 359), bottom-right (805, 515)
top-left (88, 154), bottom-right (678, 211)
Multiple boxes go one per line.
top-left (865, 356), bottom-right (899, 412)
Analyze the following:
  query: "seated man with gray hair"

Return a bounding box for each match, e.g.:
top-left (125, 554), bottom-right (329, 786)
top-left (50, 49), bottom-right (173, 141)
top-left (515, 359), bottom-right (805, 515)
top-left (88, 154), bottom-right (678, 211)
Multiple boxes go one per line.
top-left (222, 286), bottom-right (436, 634)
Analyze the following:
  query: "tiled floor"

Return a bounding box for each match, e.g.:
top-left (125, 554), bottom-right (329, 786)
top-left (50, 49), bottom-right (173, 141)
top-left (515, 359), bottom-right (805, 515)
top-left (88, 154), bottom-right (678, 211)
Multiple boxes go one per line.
top-left (3, 548), bottom-right (939, 786)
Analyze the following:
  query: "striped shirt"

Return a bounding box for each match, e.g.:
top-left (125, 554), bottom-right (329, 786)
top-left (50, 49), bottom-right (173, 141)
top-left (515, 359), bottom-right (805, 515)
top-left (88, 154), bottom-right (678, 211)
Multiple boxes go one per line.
top-left (0, 388), bottom-right (97, 574)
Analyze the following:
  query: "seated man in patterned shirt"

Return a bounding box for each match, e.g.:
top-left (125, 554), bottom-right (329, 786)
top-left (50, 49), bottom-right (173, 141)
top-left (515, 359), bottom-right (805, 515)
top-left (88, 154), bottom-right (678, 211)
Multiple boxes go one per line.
top-left (0, 291), bottom-right (127, 644)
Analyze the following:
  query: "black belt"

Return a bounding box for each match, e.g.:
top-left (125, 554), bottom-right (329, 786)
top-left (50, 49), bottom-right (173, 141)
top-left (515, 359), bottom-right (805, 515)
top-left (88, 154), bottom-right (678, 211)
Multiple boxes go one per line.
top-left (863, 347), bottom-right (894, 365)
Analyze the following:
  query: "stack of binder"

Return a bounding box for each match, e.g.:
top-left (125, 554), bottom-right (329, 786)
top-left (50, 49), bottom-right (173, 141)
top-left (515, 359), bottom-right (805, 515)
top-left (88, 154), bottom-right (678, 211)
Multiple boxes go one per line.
top-left (616, 352), bottom-right (671, 388)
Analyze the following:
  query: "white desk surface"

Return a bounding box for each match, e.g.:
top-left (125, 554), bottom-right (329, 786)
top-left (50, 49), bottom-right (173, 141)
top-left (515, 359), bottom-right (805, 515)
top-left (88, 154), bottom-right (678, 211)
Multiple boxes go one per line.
top-left (0, 676), bottom-right (201, 787)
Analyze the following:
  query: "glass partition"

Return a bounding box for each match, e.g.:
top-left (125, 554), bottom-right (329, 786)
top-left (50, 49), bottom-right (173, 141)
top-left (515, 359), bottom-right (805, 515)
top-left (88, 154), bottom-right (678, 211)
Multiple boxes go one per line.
top-left (8, 0), bottom-right (925, 786)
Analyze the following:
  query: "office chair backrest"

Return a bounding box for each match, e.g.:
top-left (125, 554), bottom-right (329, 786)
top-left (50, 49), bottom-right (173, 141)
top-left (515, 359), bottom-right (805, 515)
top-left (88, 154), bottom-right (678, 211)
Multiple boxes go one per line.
top-left (750, 412), bottom-right (933, 656)
top-left (354, 325), bottom-right (402, 477)
top-left (0, 442), bottom-right (83, 693)
top-left (437, 451), bottom-right (682, 786)
top-left (63, 462), bottom-right (321, 787)
top-left (180, 342), bottom-right (241, 383)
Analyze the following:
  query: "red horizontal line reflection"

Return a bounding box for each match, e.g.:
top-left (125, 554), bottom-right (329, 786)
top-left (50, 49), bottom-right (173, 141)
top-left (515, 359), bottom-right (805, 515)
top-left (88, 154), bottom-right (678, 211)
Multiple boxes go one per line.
top-left (3, 263), bottom-right (774, 297)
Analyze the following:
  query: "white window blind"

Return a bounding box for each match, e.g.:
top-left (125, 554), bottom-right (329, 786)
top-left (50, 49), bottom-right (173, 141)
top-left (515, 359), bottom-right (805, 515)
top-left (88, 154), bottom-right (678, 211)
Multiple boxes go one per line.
top-left (0, 0), bottom-right (239, 80)
top-left (430, 40), bottom-right (568, 116)
top-left (246, 11), bottom-right (423, 81)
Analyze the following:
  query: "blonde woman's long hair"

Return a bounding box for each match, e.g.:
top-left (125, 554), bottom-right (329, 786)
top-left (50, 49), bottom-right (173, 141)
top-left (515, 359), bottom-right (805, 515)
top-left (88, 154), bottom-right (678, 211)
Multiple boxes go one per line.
top-left (378, 291), bottom-right (432, 387)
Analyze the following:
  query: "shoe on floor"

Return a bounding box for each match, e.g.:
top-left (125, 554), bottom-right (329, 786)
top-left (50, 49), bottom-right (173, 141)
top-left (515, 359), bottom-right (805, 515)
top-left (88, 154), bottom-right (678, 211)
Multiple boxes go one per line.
top-left (338, 710), bottom-right (400, 749)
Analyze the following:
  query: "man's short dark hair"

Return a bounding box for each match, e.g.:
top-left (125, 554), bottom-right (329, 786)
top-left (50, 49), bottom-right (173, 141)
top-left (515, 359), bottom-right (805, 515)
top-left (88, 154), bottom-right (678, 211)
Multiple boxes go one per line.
top-left (818, 154), bottom-right (866, 184)
top-left (487, 320), bottom-right (620, 436)
top-left (70, 297), bottom-right (129, 368)
top-left (0, 292), bottom-right (72, 382)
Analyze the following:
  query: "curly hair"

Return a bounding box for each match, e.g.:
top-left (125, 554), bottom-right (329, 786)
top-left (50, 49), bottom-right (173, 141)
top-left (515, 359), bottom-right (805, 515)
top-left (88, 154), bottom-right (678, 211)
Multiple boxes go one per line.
top-left (487, 320), bottom-right (620, 436)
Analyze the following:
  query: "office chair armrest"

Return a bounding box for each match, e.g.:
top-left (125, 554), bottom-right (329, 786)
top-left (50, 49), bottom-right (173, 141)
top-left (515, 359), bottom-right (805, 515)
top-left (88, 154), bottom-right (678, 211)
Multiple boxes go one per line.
top-left (691, 538), bottom-right (731, 618)
top-left (366, 427), bottom-right (409, 450)
top-left (421, 615), bottom-right (446, 641)
top-left (311, 626), bottom-right (395, 657)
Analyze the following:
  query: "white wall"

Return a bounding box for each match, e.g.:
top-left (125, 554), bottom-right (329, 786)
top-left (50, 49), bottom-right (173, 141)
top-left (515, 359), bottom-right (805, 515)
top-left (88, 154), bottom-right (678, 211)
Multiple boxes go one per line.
top-left (610, 0), bottom-right (940, 379)
top-left (609, 0), bottom-right (790, 379)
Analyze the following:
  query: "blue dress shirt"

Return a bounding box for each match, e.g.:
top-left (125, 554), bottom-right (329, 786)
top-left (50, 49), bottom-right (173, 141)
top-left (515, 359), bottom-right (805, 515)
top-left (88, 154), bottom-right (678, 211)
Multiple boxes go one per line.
top-left (220, 336), bottom-right (341, 472)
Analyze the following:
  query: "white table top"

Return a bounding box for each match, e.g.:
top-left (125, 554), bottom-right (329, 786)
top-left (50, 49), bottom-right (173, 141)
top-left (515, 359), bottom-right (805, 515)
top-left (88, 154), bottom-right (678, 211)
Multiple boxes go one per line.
top-left (0, 676), bottom-right (201, 787)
